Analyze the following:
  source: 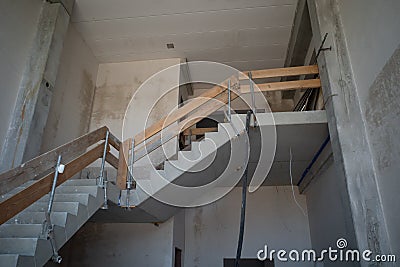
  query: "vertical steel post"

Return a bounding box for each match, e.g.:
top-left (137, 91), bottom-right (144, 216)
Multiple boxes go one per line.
top-left (43, 155), bottom-right (62, 263)
top-left (98, 130), bottom-right (109, 187)
top-left (126, 139), bottom-right (135, 209)
top-left (248, 72), bottom-right (256, 115)
top-left (248, 72), bottom-right (257, 126)
top-left (101, 170), bottom-right (109, 210)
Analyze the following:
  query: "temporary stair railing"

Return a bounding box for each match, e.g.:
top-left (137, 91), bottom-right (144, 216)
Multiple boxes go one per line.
top-left (0, 64), bottom-right (321, 219)
top-left (116, 65), bottom-right (321, 190)
top-left (0, 126), bottom-right (121, 226)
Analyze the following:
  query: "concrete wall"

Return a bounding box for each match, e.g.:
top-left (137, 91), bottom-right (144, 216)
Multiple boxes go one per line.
top-left (337, 0), bottom-right (400, 256)
top-left (41, 24), bottom-right (99, 151)
top-left (305, 159), bottom-right (359, 267)
top-left (56, 220), bottom-right (175, 267)
top-left (90, 58), bottom-right (182, 167)
top-left (184, 186), bottom-right (311, 267)
top-left (0, 0), bottom-right (42, 162)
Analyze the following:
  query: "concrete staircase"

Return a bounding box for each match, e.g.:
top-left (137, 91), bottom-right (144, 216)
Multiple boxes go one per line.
top-left (119, 114), bottom-right (249, 221)
top-left (0, 111), bottom-right (328, 266)
top-left (0, 179), bottom-right (104, 267)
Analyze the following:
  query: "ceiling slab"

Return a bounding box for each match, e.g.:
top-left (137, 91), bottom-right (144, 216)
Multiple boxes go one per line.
top-left (72, 0), bottom-right (298, 71)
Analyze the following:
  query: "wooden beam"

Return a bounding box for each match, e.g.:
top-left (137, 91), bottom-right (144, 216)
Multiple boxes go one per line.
top-left (116, 138), bottom-right (132, 190)
top-left (241, 65), bottom-right (319, 80)
top-left (182, 127), bottom-right (218, 136)
top-left (0, 143), bottom-right (105, 225)
top-left (240, 79), bottom-right (321, 93)
top-left (133, 77), bottom-right (237, 146)
top-left (0, 127), bottom-right (108, 195)
top-left (108, 132), bottom-right (121, 151)
top-left (105, 152), bottom-right (119, 169)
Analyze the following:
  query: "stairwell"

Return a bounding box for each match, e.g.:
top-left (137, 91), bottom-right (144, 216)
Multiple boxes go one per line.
top-left (0, 65), bottom-right (324, 267)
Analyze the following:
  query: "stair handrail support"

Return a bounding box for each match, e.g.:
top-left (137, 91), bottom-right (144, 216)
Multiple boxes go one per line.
top-left (41, 155), bottom-right (63, 264)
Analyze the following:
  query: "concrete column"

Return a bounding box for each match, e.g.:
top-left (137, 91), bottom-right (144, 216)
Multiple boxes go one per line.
top-left (0, 2), bottom-right (70, 171)
top-left (307, 0), bottom-right (392, 263)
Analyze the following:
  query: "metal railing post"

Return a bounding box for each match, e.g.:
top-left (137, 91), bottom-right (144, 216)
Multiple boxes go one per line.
top-left (101, 170), bottom-right (108, 210)
top-left (42, 155), bottom-right (63, 263)
top-left (98, 130), bottom-right (109, 187)
top-left (126, 139), bottom-right (135, 209)
top-left (98, 130), bottom-right (109, 209)
top-left (248, 72), bottom-right (257, 127)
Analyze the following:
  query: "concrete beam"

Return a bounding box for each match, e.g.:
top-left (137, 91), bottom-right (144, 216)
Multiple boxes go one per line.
top-left (307, 0), bottom-right (392, 262)
top-left (0, 2), bottom-right (70, 172)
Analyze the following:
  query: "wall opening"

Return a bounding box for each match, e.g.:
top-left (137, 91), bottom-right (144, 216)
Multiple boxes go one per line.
top-left (174, 247), bottom-right (182, 267)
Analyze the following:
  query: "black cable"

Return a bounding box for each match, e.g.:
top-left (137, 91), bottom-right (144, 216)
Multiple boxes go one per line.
top-left (235, 110), bottom-right (252, 267)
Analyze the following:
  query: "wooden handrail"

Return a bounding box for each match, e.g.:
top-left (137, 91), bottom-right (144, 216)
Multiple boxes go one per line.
top-left (241, 65), bottom-right (319, 79)
top-left (0, 143), bottom-right (107, 225)
top-left (0, 126), bottom-right (121, 195)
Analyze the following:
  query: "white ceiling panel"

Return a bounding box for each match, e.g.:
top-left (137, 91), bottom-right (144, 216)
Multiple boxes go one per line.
top-left (72, 0), bottom-right (298, 70)
top-left (74, 5), bottom-right (296, 40)
top-left (72, 0), bottom-right (296, 22)
top-left (90, 26), bottom-right (291, 57)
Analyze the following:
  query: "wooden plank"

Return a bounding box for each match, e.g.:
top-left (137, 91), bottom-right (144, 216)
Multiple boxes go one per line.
top-left (182, 127), bottom-right (218, 136)
top-left (133, 77), bottom-right (237, 146)
top-left (108, 132), bottom-right (121, 151)
top-left (0, 127), bottom-right (108, 195)
top-left (241, 65), bottom-right (319, 80)
top-left (240, 79), bottom-right (321, 93)
top-left (0, 143), bottom-right (105, 225)
top-left (116, 138), bottom-right (132, 190)
top-left (105, 152), bottom-right (119, 169)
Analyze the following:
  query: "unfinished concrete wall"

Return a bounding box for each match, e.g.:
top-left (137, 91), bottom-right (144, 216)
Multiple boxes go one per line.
top-left (90, 58), bottom-right (181, 168)
top-left (56, 220), bottom-right (175, 267)
top-left (41, 24), bottom-right (99, 151)
top-left (0, 0), bottom-right (42, 166)
top-left (337, 0), bottom-right (400, 256)
top-left (184, 186), bottom-right (311, 267)
top-left (304, 158), bottom-right (359, 266)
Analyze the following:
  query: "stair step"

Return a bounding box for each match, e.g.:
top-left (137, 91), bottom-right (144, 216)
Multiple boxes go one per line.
top-left (0, 224), bottom-right (67, 246)
top-left (0, 238), bottom-right (40, 256)
top-left (26, 202), bottom-right (82, 216)
top-left (39, 193), bottom-right (90, 206)
top-left (0, 254), bottom-right (19, 267)
top-left (55, 185), bottom-right (100, 197)
top-left (0, 224), bottom-right (42, 238)
top-left (0, 238), bottom-right (53, 266)
top-left (7, 211), bottom-right (77, 240)
top-left (38, 193), bottom-right (102, 217)
top-left (63, 179), bottom-right (98, 186)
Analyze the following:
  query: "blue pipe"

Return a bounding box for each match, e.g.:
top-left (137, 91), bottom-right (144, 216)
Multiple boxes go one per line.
top-left (297, 135), bottom-right (330, 186)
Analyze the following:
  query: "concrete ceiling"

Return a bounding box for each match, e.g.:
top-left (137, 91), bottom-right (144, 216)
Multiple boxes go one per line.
top-left (71, 0), bottom-right (297, 71)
